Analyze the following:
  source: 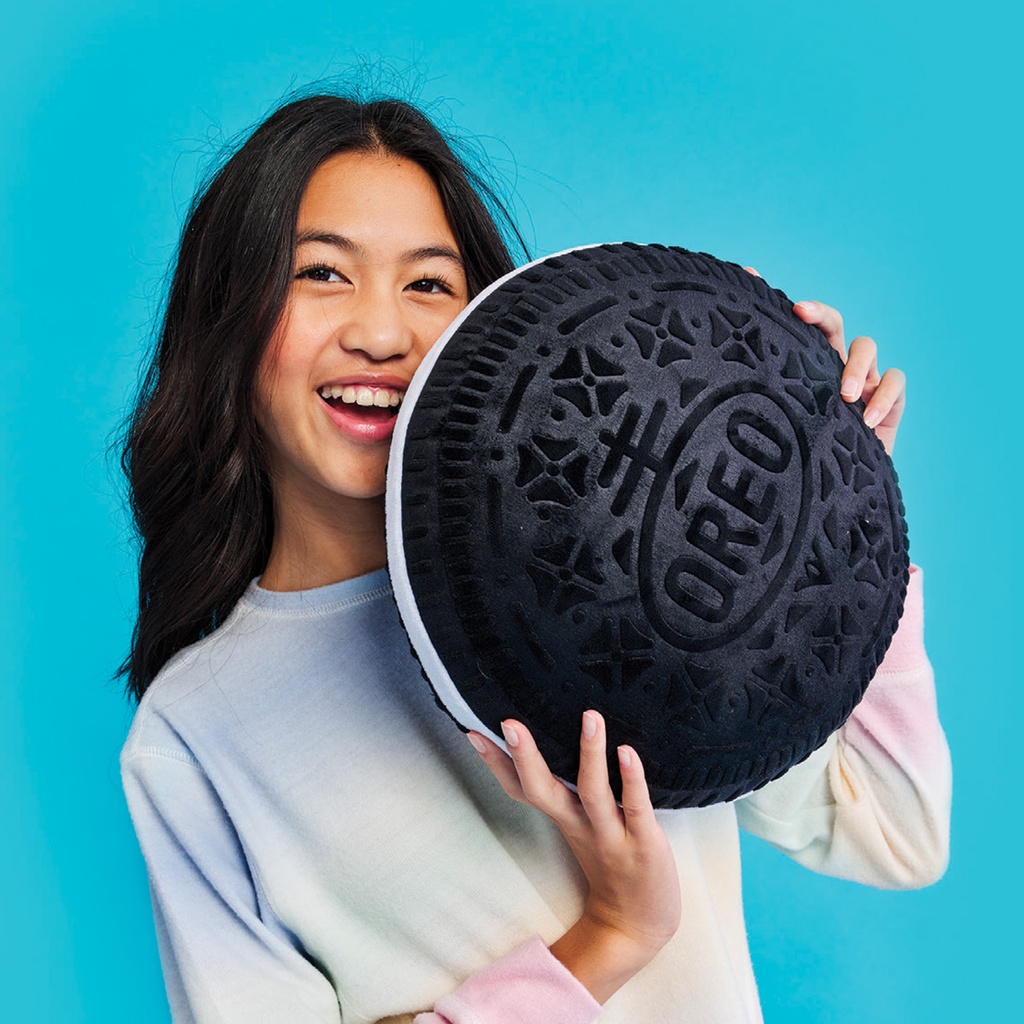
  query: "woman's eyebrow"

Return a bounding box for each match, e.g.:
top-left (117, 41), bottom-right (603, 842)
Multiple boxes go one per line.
top-left (401, 245), bottom-right (464, 268)
top-left (295, 230), bottom-right (362, 252)
top-left (295, 231), bottom-right (463, 268)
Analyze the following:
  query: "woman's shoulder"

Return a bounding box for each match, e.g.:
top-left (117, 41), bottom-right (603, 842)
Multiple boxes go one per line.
top-left (120, 629), bottom-right (241, 769)
top-left (121, 568), bottom-right (401, 764)
top-left (120, 584), bottom-right (273, 761)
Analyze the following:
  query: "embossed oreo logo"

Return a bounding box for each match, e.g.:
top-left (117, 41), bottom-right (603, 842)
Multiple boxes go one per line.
top-left (634, 386), bottom-right (810, 651)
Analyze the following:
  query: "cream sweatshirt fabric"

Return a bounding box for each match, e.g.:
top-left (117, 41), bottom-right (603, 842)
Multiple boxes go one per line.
top-left (121, 567), bottom-right (949, 1024)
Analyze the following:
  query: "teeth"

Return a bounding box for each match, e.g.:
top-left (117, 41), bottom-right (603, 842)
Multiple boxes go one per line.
top-left (318, 385), bottom-right (404, 408)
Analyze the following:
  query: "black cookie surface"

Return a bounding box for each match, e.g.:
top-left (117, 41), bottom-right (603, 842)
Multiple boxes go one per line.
top-left (388, 243), bottom-right (909, 808)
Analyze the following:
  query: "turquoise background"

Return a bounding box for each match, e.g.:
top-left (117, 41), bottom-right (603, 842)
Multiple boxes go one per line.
top-left (2, 1), bottom-right (1018, 1019)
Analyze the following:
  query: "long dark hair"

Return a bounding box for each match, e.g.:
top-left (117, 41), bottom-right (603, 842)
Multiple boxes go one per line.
top-left (120, 93), bottom-right (527, 701)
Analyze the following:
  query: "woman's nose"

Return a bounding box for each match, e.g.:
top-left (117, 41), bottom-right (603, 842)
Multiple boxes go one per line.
top-left (337, 290), bottom-right (413, 361)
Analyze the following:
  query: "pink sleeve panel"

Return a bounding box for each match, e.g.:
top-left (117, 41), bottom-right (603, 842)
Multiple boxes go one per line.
top-left (817, 563), bottom-right (952, 886)
top-left (413, 936), bottom-right (602, 1024)
top-left (830, 564), bottom-right (953, 882)
top-left (850, 566), bottom-right (950, 792)
top-left (874, 564), bottom-right (927, 673)
top-left (736, 564), bottom-right (952, 889)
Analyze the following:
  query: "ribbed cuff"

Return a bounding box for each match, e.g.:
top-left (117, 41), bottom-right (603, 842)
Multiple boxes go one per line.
top-left (422, 935), bottom-right (602, 1024)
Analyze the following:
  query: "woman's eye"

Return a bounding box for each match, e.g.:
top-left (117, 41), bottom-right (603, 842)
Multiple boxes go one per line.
top-left (297, 264), bottom-right (345, 283)
top-left (408, 277), bottom-right (453, 295)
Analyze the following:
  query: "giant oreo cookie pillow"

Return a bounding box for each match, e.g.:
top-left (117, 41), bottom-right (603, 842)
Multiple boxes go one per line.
top-left (385, 243), bottom-right (909, 809)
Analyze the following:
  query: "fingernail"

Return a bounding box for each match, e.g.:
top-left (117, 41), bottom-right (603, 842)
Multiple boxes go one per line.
top-left (618, 745), bottom-right (633, 768)
top-left (796, 301), bottom-right (817, 314)
top-left (467, 733), bottom-right (487, 754)
top-left (864, 407), bottom-right (881, 428)
top-left (582, 711), bottom-right (598, 740)
top-left (501, 721), bottom-right (519, 749)
top-left (841, 379), bottom-right (858, 399)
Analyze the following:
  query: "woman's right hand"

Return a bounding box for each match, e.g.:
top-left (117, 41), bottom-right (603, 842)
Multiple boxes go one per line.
top-left (468, 711), bottom-right (682, 1004)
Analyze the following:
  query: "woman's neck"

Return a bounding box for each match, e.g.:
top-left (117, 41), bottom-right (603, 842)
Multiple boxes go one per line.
top-left (259, 493), bottom-right (387, 592)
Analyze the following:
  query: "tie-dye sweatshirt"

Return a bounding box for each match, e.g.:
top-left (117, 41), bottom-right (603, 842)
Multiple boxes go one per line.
top-left (121, 566), bottom-right (949, 1024)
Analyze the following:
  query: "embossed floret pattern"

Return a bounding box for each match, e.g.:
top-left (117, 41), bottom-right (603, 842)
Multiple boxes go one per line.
top-left (391, 243), bottom-right (909, 808)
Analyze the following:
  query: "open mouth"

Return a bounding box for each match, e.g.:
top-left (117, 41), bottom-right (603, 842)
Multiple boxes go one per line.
top-left (318, 384), bottom-right (404, 420)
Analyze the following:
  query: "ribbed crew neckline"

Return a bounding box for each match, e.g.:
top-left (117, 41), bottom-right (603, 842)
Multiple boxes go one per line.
top-left (241, 567), bottom-right (392, 613)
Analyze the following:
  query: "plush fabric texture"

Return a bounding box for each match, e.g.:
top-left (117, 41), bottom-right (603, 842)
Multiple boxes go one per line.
top-left (388, 243), bottom-right (910, 808)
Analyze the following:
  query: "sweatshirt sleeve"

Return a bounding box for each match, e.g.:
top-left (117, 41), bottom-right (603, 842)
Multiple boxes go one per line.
top-left (123, 742), bottom-right (601, 1024)
top-left (735, 566), bottom-right (952, 889)
top-left (121, 746), bottom-right (344, 1024)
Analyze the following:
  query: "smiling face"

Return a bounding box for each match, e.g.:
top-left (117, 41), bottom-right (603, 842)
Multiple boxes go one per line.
top-left (255, 150), bottom-right (469, 539)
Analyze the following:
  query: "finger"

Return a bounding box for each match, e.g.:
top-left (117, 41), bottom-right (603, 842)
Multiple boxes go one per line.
top-left (743, 266), bottom-right (762, 278)
top-left (617, 745), bottom-right (658, 838)
top-left (575, 711), bottom-right (620, 832)
top-left (467, 731), bottom-right (527, 804)
top-left (840, 335), bottom-right (879, 402)
top-left (500, 720), bottom-right (581, 824)
top-left (863, 366), bottom-right (906, 430)
top-left (795, 301), bottom-right (846, 360)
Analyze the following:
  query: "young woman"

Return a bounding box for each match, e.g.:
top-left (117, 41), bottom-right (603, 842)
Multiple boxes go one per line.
top-left (120, 93), bottom-right (951, 1023)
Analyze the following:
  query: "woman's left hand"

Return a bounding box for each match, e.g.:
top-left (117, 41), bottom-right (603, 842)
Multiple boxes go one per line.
top-left (793, 299), bottom-right (906, 456)
top-left (468, 713), bottom-right (681, 1003)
